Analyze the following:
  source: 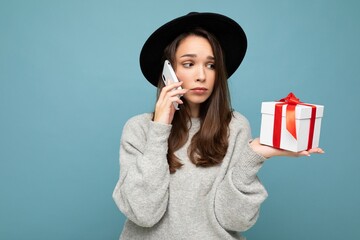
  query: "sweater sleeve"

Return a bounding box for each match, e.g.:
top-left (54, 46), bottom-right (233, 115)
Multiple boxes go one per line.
top-left (214, 115), bottom-right (268, 232)
top-left (112, 115), bottom-right (171, 227)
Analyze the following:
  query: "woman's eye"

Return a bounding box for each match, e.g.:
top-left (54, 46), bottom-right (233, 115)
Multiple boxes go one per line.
top-left (207, 63), bottom-right (215, 69)
top-left (183, 63), bottom-right (193, 68)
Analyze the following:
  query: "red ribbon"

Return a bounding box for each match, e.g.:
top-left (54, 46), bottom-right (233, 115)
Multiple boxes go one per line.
top-left (272, 92), bottom-right (317, 150)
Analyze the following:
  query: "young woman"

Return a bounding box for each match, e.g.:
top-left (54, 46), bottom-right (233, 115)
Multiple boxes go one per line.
top-left (113, 12), bottom-right (323, 240)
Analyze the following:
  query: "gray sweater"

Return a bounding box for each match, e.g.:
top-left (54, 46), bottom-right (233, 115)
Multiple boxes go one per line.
top-left (113, 112), bottom-right (268, 240)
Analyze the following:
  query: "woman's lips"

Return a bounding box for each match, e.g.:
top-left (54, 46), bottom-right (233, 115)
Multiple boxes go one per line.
top-left (191, 87), bottom-right (208, 94)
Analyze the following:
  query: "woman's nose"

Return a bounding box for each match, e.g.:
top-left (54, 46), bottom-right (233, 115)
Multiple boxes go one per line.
top-left (196, 66), bottom-right (206, 82)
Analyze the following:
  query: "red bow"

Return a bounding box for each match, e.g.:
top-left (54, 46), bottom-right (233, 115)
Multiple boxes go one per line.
top-left (273, 92), bottom-right (317, 150)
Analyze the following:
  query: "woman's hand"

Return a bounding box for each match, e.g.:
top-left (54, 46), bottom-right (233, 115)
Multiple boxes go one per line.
top-left (153, 81), bottom-right (188, 125)
top-left (250, 138), bottom-right (324, 159)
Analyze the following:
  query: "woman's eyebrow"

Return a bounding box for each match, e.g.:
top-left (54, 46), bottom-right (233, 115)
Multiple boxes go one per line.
top-left (180, 54), bottom-right (215, 60)
top-left (180, 54), bottom-right (197, 58)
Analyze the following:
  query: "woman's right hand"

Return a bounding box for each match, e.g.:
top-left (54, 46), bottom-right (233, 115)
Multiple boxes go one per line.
top-left (153, 81), bottom-right (188, 125)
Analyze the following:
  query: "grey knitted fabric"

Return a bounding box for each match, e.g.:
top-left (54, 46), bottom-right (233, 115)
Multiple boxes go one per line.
top-left (113, 112), bottom-right (268, 240)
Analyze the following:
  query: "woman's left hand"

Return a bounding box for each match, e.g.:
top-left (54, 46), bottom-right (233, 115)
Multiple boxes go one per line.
top-left (250, 138), bottom-right (324, 159)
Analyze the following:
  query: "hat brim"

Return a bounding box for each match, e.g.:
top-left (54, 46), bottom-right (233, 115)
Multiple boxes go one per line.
top-left (140, 12), bottom-right (247, 87)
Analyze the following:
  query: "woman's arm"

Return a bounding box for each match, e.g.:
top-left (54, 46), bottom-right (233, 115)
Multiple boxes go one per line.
top-left (214, 140), bottom-right (268, 232)
top-left (112, 116), bottom-right (171, 227)
top-left (213, 113), bottom-right (324, 232)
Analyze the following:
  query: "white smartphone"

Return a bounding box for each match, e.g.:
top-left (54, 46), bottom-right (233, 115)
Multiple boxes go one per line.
top-left (162, 60), bottom-right (182, 110)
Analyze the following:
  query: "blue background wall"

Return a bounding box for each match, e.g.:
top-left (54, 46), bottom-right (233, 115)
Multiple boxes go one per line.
top-left (1, 0), bottom-right (359, 239)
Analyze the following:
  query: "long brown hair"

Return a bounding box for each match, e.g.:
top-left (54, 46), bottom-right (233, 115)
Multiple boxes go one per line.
top-left (155, 28), bottom-right (233, 173)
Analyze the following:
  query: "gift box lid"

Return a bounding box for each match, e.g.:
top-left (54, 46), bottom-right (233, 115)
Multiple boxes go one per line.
top-left (261, 101), bottom-right (324, 119)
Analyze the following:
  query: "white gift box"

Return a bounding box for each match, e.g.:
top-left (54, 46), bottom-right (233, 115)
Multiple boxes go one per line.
top-left (260, 101), bottom-right (324, 152)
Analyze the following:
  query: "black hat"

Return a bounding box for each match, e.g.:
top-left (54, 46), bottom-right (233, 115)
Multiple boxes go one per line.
top-left (139, 12), bottom-right (247, 87)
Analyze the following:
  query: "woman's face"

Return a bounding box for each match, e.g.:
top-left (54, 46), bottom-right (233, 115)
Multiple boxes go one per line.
top-left (174, 35), bottom-right (216, 112)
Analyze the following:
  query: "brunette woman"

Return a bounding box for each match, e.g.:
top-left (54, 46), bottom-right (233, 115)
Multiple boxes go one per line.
top-left (113, 12), bottom-right (323, 240)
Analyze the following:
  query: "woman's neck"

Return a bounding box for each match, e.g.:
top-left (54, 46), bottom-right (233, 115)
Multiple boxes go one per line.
top-left (188, 102), bottom-right (200, 118)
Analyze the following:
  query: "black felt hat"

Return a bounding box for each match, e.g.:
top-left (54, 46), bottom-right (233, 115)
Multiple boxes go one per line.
top-left (139, 12), bottom-right (248, 87)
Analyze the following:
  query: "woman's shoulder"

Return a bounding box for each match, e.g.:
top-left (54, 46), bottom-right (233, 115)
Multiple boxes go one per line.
top-left (229, 111), bottom-right (253, 140)
top-left (125, 113), bottom-right (153, 125)
top-left (231, 111), bottom-right (250, 125)
top-left (123, 113), bottom-right (153, 133)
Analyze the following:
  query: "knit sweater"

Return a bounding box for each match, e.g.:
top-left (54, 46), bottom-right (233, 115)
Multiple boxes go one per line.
top-left (112, 111), bottom-right (268, 240)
